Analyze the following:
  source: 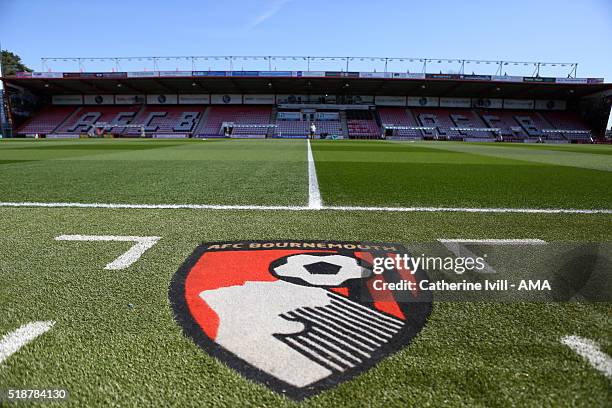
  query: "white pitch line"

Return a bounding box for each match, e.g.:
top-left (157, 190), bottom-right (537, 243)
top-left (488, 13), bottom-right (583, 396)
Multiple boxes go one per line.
top-left (0, 201), bottom-right (611, 214)
top-left (561, 335), bottom-right (612, 379)
top-left (0, 321), bottom-right (55, 365)
top-left (55, 235), bottom-right (160, 270)
top-left (307, 139), bottom-right (323, 210)
top-left (438, 239), bottom-right (547, 244)
top-left (0, 201), bottom-right (309, 211)
top-left (324, 205), bottom-right (612, 214)
top-left (1, 201), bottom-right (264, 211)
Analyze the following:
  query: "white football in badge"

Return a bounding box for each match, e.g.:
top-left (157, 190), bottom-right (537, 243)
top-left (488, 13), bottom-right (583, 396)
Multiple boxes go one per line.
top-left (272, 254), bottom-right (371, 286)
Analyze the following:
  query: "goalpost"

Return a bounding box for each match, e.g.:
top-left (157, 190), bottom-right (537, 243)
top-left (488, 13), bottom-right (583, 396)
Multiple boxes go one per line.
top-left (381, 125), bottom-right (437, 140)
top-left (542, 129), bottom-right (592, 143)
top-left (221, 123), bottom-right (278, 139)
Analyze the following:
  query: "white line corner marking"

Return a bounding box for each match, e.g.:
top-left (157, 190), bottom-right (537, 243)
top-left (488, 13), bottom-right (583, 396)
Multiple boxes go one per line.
top-left (307, 139), bottom-right (322, 210)
top-left (0, 321), bottom-right (55, 365)
top-left (55, 235), bottom-right (160, 270)
top-left (561, 335), bottom-right (612, 379)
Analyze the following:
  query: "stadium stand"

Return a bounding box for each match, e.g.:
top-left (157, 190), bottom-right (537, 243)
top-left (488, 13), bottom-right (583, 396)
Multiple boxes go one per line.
top-left (542, 111), bottom-right (592, 141)
top-left (275, 120), bottom-right (343, 138)
top-left (55, 105), bottom-right (142, 135)
top-left (412, 108), bottom-right (491, 140)
top-left (275, 110), bottom-right (343, 138)
top-left (198, 106), bottom-right (272, 137)
top-left (378, 107), bottom-right (421, 139)
top-left (477, 109), bottom-right (530, 140)
top-left (13, 103), bottom-right (599, 143)
top-left (346, 110), bottom-right (380, 139)
top-left (126, 106), bottom-right (203, 136)
top-left (0, 90), bottom-right (6, 132)
top-left (514, 111), bottom-right (550, 140)
top-left (476, 110), bottom-right (567, 141)
top-left (17, 106), bottom-right (76, 135)
top-left (5, 60), bottom-right (608, 143)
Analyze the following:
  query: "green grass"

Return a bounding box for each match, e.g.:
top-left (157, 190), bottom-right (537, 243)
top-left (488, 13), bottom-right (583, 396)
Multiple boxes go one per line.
top-left (0, 139), bottom-right (610, 407)
top-left (1, 139), bottom-right (611, 208)
top-left (0, 208), bottom-right (610, 407)
top-left (313, 141), bottom-right (612, 208)
top-left (0, 139), bottom-right (307, 205)
top-left (469, 142), bottom-right (612, 156)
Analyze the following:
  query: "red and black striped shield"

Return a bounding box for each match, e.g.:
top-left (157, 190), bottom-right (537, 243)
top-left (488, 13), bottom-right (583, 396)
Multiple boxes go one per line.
top-left (169, 241), bottom-right (432, 399)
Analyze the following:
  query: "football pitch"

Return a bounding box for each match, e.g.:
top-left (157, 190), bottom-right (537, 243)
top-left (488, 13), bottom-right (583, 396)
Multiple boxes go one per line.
top-left (0, 139), bottom-right (611, 407)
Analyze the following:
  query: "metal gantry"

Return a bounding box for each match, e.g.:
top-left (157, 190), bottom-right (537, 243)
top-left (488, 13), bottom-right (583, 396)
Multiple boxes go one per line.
top-left (39, 55), bottom-right (579, 78)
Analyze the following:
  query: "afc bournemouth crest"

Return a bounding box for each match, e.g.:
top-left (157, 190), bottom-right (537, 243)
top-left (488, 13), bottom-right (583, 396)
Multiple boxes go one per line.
top-left (169, 241), bottom-right (432, 399)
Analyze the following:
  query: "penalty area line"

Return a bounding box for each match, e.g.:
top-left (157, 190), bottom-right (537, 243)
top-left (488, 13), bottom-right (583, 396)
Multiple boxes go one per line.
top-left (55, 235), bottom-right (160, 270)
top-left (0, 321), bottom-right (55, 365)
top-left (0, 202), bottom-right (611, 214)
top-left (561, 335), bottom-right (612, 379)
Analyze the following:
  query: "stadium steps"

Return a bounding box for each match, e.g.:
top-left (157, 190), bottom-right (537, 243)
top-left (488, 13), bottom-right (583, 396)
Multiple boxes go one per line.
top-left (128, 105), bottom-right (152, 136)
top-left (267, 106), bottom-right (278, 138)
top-left (373, 109), bottom-right (383, 128)
top-left (472, 109), bottom-right (498, 140)
top-left (193, 106), bottom-right (210, 136)
top-left (134, 104), bottom-right (147, 122)
top-left (537, 111), bottom-right (556, 129)
top-left (339, 111), bottom-right (349, 139)
top-left (16, 106), bottom-right (77, 136)
top-left (468, 109), bottom-right (496, 139)
top-left (407, 109), bottom-right (422, 137)
top-left (537, 112), bottom-right (567, 141)
top-left (114, 105), bottom-right (149, 137)
top-left (52, 107), bottom-right (83, 134)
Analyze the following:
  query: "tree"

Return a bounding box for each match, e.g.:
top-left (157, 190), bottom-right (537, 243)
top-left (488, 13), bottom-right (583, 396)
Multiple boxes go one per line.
top-left (1, 51), bottom-right (33, 76)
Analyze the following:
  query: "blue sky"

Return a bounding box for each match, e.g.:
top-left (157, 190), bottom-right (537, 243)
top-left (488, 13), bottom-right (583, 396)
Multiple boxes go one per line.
top-left (1, 0), bottom-right (611, 80)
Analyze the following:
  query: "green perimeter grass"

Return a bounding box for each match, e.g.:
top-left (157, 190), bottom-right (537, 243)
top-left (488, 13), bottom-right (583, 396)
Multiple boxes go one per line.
top-left (1, 138), bottom-right (611, 209)
top-left (313, 140), bottom-right (612, 209)
top-left (468, 142), bottom-right (612, 156)
top-left (0, 139), bottom-right (307, 205)
top-left (0, 208), bottom-right (610, 407)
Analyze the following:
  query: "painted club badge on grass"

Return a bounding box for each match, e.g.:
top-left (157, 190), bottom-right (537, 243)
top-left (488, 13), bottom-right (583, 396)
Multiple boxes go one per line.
top-left (169, 241), bottom-right (432, 400)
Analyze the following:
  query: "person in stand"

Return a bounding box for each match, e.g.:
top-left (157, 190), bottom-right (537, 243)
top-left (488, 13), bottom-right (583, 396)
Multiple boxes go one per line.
top-left (309, 122), bottom-right (316, 139)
